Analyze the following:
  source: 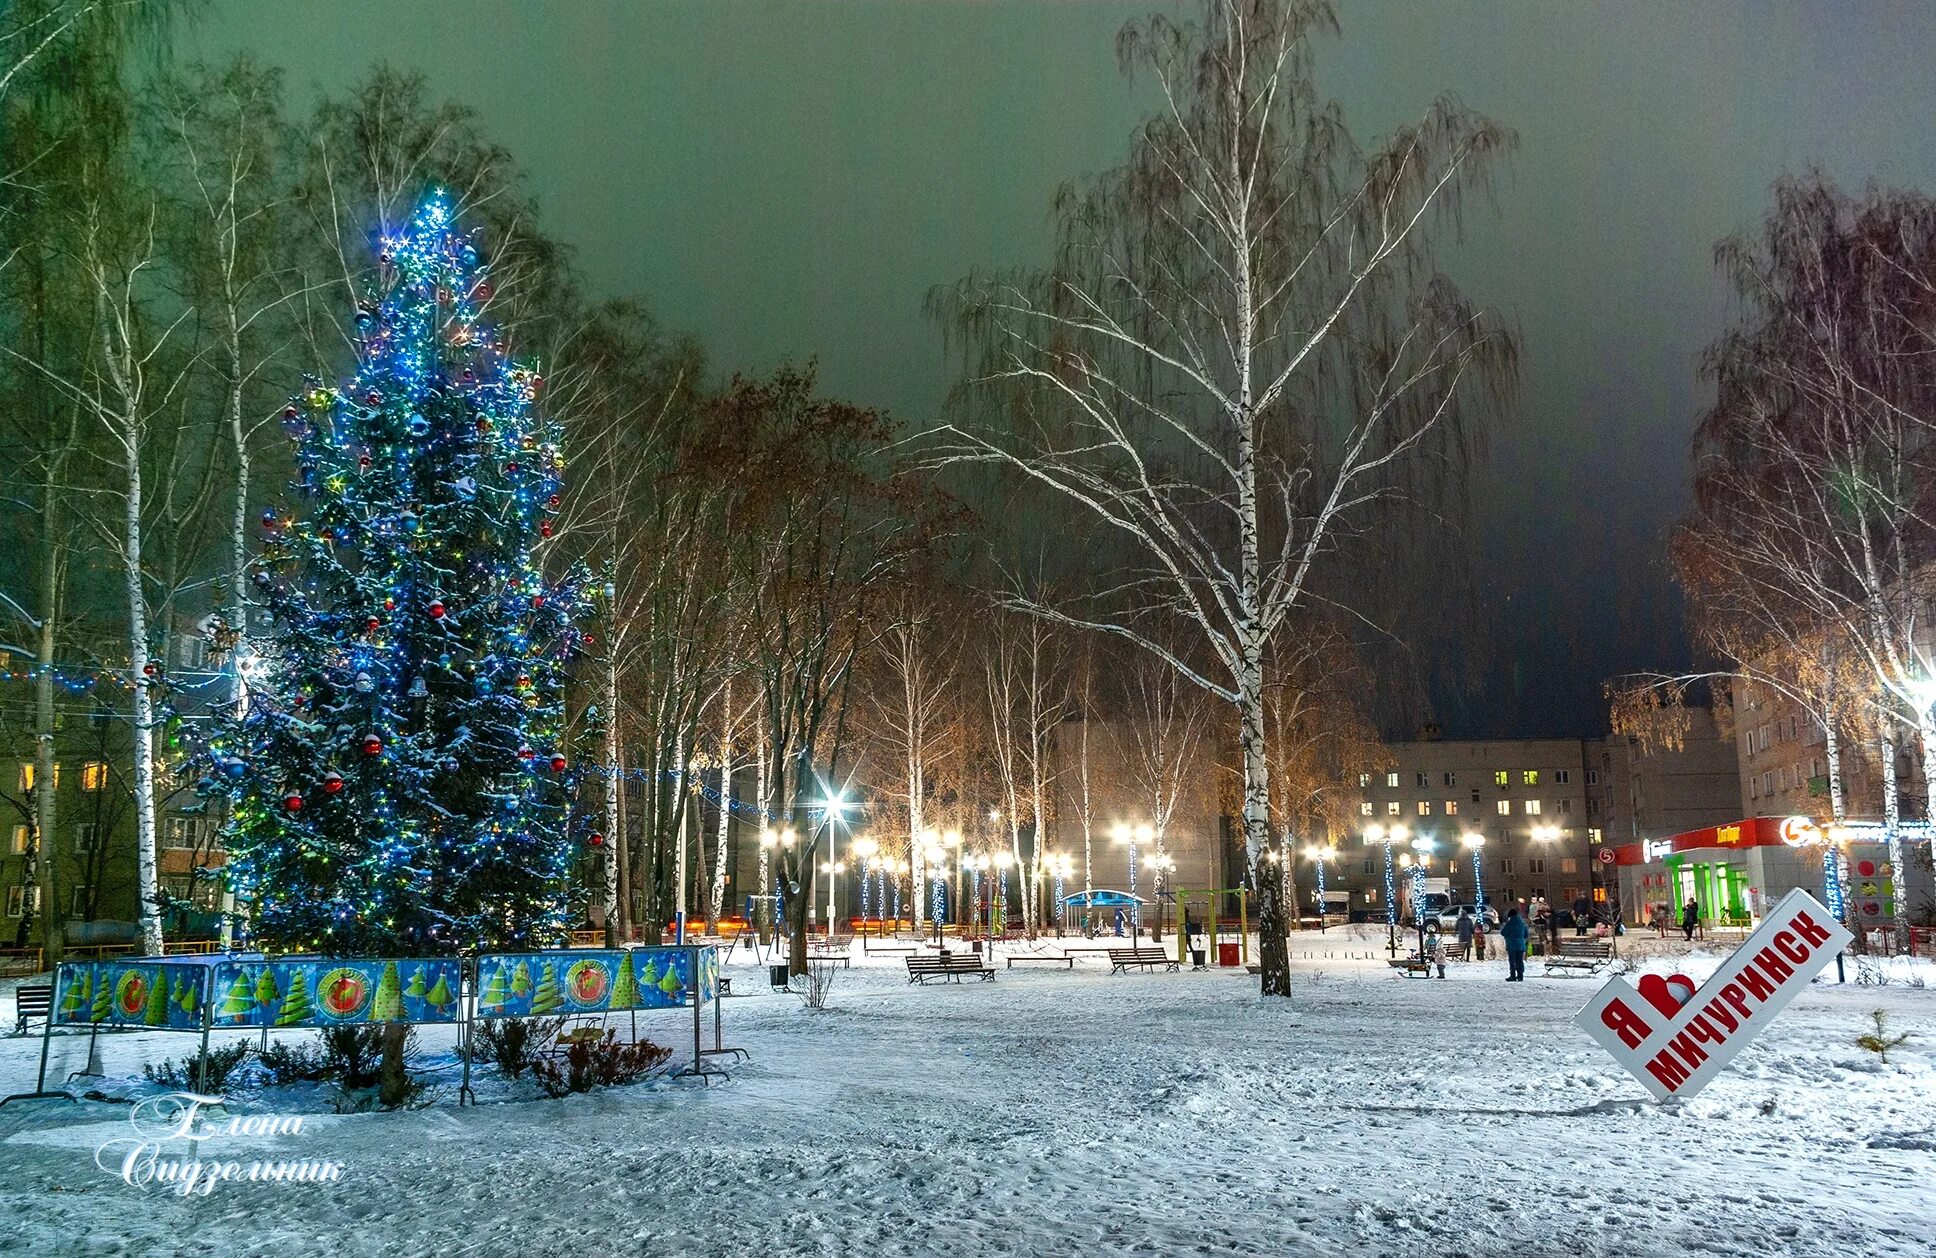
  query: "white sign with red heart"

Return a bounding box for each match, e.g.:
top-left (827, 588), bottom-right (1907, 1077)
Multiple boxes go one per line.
top-left (1574, 888), bottom-right (1851, 1100)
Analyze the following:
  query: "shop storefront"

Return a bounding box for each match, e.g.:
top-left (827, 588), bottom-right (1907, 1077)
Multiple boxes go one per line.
top-left (1612, 815), bottom-right (1918, 931)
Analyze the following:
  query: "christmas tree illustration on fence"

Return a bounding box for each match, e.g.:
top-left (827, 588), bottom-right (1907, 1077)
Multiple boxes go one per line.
top-left (512, 960), bottom-right (533, 999)
top-left (481, 963), bottom-right (510, 1014)
top-left (90, 969), bottom-right (113, 1023)
top-left (657, 962), bottom-right (683, 1002)
top-left (372, 961), bottom-right (404, 1022)
top-left (61, 970), bottom-right (88, 1020)
top-left (611, 952), bottom-right (639, 1009)
top-left (425, 970), bottom-right (453, 1016)
top-left (277, 970), bottom-right (313, 1027)
top-left (405, 967), bottom-right (428, 1002)
top-left (220, 972), bottom-right (255, 1021)
top-left (144, 970), bottom-right (171, 1026)
top-left (176, 973), bottom-right (199, 1017)
top-left (254, 967), bottom-right (281, 1010)
top-left (531, 961), bottom-right (562, 1015)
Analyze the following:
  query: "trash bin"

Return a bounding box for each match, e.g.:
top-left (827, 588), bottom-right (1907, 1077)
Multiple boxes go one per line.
top-left (769, 964), bottom-right (789, 990)
top-left (1216, 941), bottom-right (1240, 968)
top-left (1190, 948), bottom-right (1206, 969)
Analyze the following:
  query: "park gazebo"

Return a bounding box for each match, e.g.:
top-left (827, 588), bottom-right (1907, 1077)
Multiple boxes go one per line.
top-left (1058, 889), bottom-right (1149, 938)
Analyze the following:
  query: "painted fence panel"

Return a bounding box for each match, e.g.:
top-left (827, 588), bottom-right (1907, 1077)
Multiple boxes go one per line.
top-left (54, 960), bottom-right (210, 1031)
top-left (474, 946), bottom-right (716, 1020)
top-left (209, 957), bottom-right (463, 1029)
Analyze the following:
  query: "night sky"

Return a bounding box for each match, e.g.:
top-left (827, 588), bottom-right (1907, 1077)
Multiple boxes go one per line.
top-left (194, 1), bottom-right (1936, 738)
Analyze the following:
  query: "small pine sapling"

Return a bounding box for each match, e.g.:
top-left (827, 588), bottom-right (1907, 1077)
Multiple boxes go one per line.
top-left (1856, 1009), bottom-right (1910, 1065)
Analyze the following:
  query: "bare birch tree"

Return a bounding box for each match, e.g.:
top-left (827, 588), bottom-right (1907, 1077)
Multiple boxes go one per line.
top-left (931, 0), bottom-right (1513, 992)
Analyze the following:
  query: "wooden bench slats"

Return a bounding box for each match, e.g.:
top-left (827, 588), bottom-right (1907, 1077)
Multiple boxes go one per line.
top-left (13, 983), bottom-right (52, 1035)
top-left (1107, 947), bottom-right (1180, 975)
top-left (906, 955), bottom-right (995, 984)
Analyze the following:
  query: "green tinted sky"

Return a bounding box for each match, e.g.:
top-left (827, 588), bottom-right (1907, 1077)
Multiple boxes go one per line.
top-left (193, 1), bottom-right (1936, 736)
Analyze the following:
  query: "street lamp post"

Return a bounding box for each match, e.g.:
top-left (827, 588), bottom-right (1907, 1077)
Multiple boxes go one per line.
top-left (1365, 824), bottom-right (1406, 954)
top-left (1303, 845), bottom-right (1332, 932)
top-left (1410, 836), bottom-right (1435, 956)
top-left (1462, 832), bottom-right (1486, 926)
top-left (1145, 852), bottom-right (1175, 939)
top-left (852, 836), bottom-right (879, 923)
top-left (1112, 824), bottom-right (1151, 937)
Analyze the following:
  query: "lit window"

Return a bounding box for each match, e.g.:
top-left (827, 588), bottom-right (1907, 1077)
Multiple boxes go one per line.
top-left (1358, 773), bottom-right (1370, 788)
top-left (8, 826), bottom-right (25, 855)
top-left (1592, 887), bottom-right (1608, 903)
top-left (1385, 772), bottom-right (1399, 788)
top-left (1386, 801), bottom-right (1401, 817)
top-left (1417, 801), bottom-right (1431, 817)
top-left (1495, 800), bottom-right (1511, 816)
top-left (1524, 800), bottom-right (1542, 816)
top-left (1561, 858), bottom-right (1578, 874)
top-left (1522, 770), bottom-right (1539, 786)
top-left (1445, 800), bottom-right (1458, 816)
top-left (17, 763), bottom-right (56, 791)
top-left (81, 761), bottom-right (108, 791)
top-left (1588, 828), bottom-right (1603, 844)
top-left (1493, 771), bottom-right (1509, 787)
top-left (1359, 802), bottom-right (1373, 817)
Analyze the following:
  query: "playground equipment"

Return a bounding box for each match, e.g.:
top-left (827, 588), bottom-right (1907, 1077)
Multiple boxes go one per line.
top-left (1059, 889), bottom-right (1149, 939)
top-left (1172, 887), bottom-right (1249, 968)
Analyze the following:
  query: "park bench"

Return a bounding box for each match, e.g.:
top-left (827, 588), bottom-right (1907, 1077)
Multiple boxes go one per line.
top-left (1386, 954), bottom-right (1438, 978)
top-left (1544, 937), bottom-right (1615, 976)
top-left (13, 983), bottom-right (51, 1036)
top-left (906, 954), bottom-right (995, 984)
top-left (1108, 947), bottom-right (1179, 975)
top-left (1006, 954), bottom-right (1074, 970)
top-left (861, 938), bottom-right (919, 954)
top-left (0, 948), bottom-right (43, 978)
top-left (802, 950), bottom-right (851, 968)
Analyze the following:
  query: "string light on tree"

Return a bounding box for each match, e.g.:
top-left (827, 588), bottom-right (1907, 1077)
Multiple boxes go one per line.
top-left (200, 189), bottom-right (591, 955)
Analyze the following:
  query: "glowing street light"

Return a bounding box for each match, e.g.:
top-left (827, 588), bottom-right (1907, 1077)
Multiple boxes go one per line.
top-left (1303, 843), bottom-right (1335, 931)
top-left (1462, 833), bottom-right (1487, 922)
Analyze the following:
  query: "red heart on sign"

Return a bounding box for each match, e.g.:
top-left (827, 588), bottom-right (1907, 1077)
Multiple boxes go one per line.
top-left (1637, 972), bottom-right (1697, 1018)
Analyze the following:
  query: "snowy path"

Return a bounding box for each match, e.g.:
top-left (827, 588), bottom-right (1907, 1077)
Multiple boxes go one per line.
top-left (2, 934), bottom-right (1933, 1257)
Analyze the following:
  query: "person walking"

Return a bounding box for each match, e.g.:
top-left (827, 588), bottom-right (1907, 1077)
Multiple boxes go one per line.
top-left (1573, 894), bottom-right (1592, 937)
top-left (1473, 915), bottom-right (1488, 961)
top-left (1681, 897), bottom-right (1699, 943)
top-left (1502, 907), bottom-right (1529, 981)
top-left (1455, 906), bottom-right (1475, 961)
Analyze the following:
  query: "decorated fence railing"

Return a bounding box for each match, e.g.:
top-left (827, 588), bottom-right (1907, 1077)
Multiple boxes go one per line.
top-left (208, 957), bottom-right (464, 1029)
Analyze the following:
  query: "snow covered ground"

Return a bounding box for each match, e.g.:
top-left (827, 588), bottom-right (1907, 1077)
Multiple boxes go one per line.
top-left (2, 928), bottom-right (1933, 1257)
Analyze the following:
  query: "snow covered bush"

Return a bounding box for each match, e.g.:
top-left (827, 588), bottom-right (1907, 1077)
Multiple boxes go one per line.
top-left (531, 1032), bottom-right (670, 1097)
top-left (143, 1041), bottom-right (251, 1092)
top-left (258, 1038), bottom-right (334, 1086)
top-left (473, 1016), bottom-right (565, 1080)
top-left (792, 959), bottom-right (839, 1011)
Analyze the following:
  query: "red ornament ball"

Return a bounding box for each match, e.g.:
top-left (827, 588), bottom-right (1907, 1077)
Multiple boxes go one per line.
top-left (366, 390), bottom-right (381, 406)
top-left (141, 662), bottom-right (158, 677)
top-left (531, 594), bottom-right (546, 608)
top-left (361, 734), bottom-right (382, 756)
top-left (539, 520), bottom-right (553, 538)
top-left (365, 616), bottom-right (380, 634)
top-left (517, 745), bottom-right (535, 761)
top-left (546, 494), bottom-right (560, 509)
top-left (284, 791), bottom-right (303, 811)
top-left (549, 754), bottom-right (567, 773)
top-left (428, 600), bottom-right (447, 619)
top-left (588, 831), bottom-right (605, 848)
top-left (384, 597), bottom-right (396, 611)
top-left (323, 771), bottom-right (344, 794)
top-left (476, 417), bottom-right (492, 433)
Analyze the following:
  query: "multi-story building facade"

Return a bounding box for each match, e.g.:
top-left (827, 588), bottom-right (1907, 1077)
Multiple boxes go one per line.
top-left (1327, 718), bottom-right (1742, 923)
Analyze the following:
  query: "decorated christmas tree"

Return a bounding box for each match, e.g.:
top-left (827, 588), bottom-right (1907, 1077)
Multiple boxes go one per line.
top-left (424, 970), bottom-right (453, 1014)
top-left (220, 973), bottom-right (254, 1020)
top-left (277, 970), bottom-right (313, 1027)
top-left (201, 189), bottom-right (590, 955)
top-left (480, 963), bottom-right (510, 1012)
top-left (611, 952), bottom-right (639, 1009)
top-left (61, 970), bottom-right (87, 1020)
top-left (530, 960), bottom-right (562, 1015)
top-left (143, 970), bottom-right (170, 1027)
top-left (372, 961), bottom-right (404, 1022)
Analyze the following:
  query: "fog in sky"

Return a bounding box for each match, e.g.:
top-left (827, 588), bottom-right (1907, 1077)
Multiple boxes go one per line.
top-left (195, 0), bottom-right (1936, 737)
